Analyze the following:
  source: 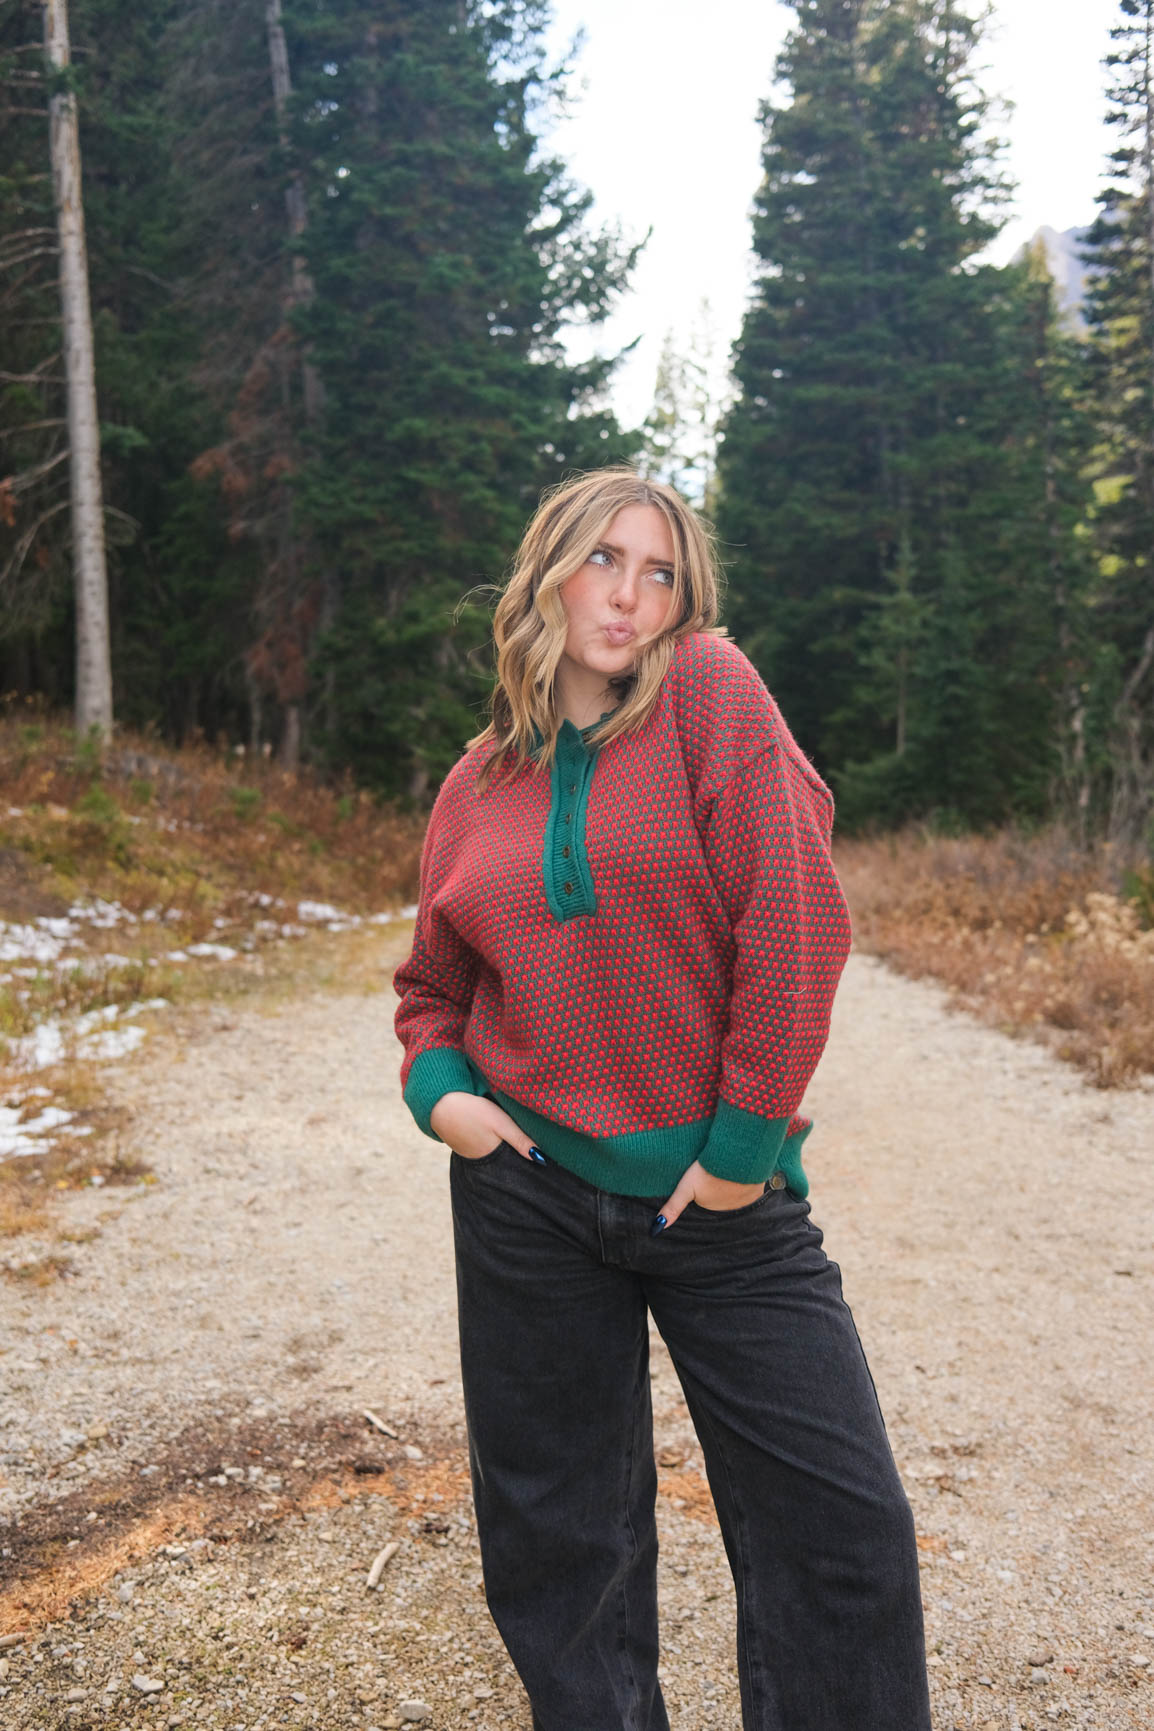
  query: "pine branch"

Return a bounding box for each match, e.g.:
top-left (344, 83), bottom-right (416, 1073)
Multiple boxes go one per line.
top-left (0, 498), bottom-right (68, 593)
top-left (0, 420), bottom-right (66, 439)
top-left (4, 446), bottom-right (69, 493)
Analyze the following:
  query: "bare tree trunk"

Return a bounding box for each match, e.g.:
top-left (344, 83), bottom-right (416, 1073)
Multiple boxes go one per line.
top-left (1146, 2), bottom-right (1154, 401)
top-left (281, 703), bottom-right (302, 771)
top-left (245, 660), bottom-right (263, 758)
top-left (264, 0), bottom-right (334, 760)
top-left (43, 0), bottom-right (112, 739)
top-left (265, 0), bottom-right (322, 422)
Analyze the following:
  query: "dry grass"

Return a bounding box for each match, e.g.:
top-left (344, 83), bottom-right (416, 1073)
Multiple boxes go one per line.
top-left (837, 828), bottom-right (1154, 1087)
top-left (1, 707), bottom-right (427, 1228)
top-left (0, 705), bottom-right (425, 921)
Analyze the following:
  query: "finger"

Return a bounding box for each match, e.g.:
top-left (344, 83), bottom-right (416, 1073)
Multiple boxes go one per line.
top-left (497, 1124), bottom-right (548, 1166)
top-left (650, 1170), bottom-right (697, 1235)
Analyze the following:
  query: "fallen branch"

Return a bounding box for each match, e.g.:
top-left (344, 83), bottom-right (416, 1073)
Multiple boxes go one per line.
top-left (365, 1540), bottom-right (399, 1590)
top-left (362, 1408), bottom-right (398, 1440)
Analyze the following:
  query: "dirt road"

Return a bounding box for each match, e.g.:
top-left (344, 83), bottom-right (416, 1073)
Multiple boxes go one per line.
top-left (2, 945), bottom-right (1153, 1730)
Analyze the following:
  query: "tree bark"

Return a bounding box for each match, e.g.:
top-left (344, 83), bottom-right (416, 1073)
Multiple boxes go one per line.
top-left (1146, 3), bottom-right (1154, 404)
top-left (43, 0), bottom-right (113, 739)
top-left (281, 702), bottom-right (301, 772)
top-left (263, 0), bottom-right (331, 761)
top-left (264, 0), bottom-right (322, 423)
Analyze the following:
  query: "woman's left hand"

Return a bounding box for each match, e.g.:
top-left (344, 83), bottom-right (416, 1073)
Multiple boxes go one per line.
top-left (651, 1160), bottom-right (767, 1234)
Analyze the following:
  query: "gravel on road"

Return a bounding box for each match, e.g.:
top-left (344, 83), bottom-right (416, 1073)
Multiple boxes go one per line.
top-left (1, 946), bottom-right (1152, 1730)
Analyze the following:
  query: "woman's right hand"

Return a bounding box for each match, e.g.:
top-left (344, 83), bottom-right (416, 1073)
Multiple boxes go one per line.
top-left (430, 1092), bottom-right (546, 1164)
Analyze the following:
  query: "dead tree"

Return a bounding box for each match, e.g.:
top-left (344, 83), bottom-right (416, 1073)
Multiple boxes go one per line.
top-left (43, 0), bottom-right (112, 737)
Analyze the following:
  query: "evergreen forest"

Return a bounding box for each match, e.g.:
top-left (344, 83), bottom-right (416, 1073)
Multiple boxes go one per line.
top-left (2, 0), bottom-right (1153, 844)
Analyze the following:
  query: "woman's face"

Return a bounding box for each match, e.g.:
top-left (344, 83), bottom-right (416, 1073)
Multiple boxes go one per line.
top-left (558, 503), bottom-right (679, 687)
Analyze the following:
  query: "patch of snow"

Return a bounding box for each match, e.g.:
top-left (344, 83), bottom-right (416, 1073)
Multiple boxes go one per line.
top-left (84, 1025), bottom-right (148, 1061)
top-left (0, 1103), bottom-right (75, 1157)
top-left (13, 1022), bottom-right (67, 1069)
top-left (8, 998), bottom-right (168, 1072)
top-left (165, 950), bottom-right (189, 962)
top-left (0, 921), bottom-right (75, 965)
top-left (185, 942), bottom-right (238, 961)
top-left (400, 903), bottom-right (418, 918)
top-left (40, 916), bottom-right (81, 940)
top-left (69, 897), bottom-right (131, 929)
top-left (297, 900), bottom-right (344, 923)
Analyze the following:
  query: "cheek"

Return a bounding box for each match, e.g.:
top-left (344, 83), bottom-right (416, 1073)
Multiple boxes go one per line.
top-left (559, 569), bottom-right (599, 632)
top-left (642, 584), bottom-right (678, 630)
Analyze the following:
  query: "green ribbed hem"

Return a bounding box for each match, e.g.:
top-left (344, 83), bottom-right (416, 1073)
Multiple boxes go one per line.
top-left (698, 1102), bottom-right (812, 1198)
top-left (493, 1088), bottom-right (811, 1200)
top-left (697, 1099), bottom-right (794, 1186)
top-left (404, 1046), bottom-right (484, 1140)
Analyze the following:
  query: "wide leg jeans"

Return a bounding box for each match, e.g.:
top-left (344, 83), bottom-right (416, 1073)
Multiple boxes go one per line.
top-left (450, 1141), bottom-right (932, 1731)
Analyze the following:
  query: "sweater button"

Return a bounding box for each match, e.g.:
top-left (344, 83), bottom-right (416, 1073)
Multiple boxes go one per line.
top-left (564, 813), bottom-right (572, 824)
top-left (563, 882), bottom-right (574, 895)
top-left (562, 844), bottom-right (571, 858)
top-left (568, 783), bottom-right (577, 794)
top-left (769, 1172), bottom-right (787, 1190)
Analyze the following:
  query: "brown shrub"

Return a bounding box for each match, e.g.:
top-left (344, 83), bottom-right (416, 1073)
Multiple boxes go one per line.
top-left (837, 828), bottom-right (1154, 1088)
top-left (0, 711), bottom-right (426, 917)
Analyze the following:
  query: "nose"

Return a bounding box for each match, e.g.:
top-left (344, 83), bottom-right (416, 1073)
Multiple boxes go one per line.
top-left (609, 567), bottom-right (640, 612)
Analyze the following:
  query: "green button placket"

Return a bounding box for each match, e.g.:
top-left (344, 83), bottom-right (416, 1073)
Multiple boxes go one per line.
top-left (543, 721), bottom-right (599, 922)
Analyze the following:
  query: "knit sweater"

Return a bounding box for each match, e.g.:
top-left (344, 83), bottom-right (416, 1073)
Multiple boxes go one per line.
top-left (393, 632), bottom-right (852, 1199)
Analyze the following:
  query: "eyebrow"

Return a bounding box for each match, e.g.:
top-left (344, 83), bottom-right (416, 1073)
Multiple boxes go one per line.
top-left (597, 541), bottom-right (675, 567)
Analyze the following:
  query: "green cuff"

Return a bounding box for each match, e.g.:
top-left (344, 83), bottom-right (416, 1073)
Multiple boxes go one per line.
top-left (698, 1100), bottom-right (812, 1196)
top-left (403, 1046), bottom-right (483, 1140)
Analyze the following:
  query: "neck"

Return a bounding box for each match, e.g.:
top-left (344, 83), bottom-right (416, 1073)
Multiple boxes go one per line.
top-left (553, 656), bottom-right (616, 731)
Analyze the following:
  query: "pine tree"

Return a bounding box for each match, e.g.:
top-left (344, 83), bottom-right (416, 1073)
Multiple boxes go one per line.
top-left (0, 0), bottom-right (263, 739)
top-left (716, 0), bottom-right (1093, 825)
top-left (285, 0), bottom-right (639, 796)
top-left (1083, 0), bottom-right (1154, 841)
top-left (2, 0), bottom-right (638, 781)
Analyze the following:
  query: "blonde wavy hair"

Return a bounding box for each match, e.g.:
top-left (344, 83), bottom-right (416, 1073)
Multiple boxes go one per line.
top-left (472, 468), bottom-right (724, 784)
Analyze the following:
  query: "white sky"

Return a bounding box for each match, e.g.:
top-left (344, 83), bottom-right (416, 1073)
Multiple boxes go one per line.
top-left (544, 0), bottom-right (1117, 427)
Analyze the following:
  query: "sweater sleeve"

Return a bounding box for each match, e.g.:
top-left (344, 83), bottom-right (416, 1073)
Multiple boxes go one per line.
top-left (393, 793), bottom-right (486, 1142)
top-left (694, 738), bottom-right (852, 1185)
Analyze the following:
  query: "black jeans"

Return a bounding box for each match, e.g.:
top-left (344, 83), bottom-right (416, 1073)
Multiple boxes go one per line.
top-left (450, 1142), bottom-right (932, 1731)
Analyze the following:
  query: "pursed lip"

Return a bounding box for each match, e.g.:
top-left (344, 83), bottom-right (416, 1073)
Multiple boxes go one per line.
top-left (602, 622), bottom-right (636, 645)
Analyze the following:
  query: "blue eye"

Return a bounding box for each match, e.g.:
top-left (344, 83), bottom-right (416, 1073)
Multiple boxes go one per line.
top-left (588, 549), bottom-right (612, 568)
top-left (650, 569), bottom-right (675, 586)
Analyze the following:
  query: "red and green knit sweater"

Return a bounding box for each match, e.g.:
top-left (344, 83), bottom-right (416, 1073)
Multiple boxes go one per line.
top-left (393, 632), bottom-right (852, 1199)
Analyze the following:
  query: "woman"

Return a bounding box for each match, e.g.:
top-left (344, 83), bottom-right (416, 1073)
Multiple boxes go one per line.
top-left (394, 469), bottom-right (931, 1731)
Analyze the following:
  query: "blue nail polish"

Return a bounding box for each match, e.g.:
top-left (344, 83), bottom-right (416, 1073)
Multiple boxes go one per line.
top-left (650, 1214), bottom-right (667, 1237)
top-left (529, 1146), bottom-right (547, 1165)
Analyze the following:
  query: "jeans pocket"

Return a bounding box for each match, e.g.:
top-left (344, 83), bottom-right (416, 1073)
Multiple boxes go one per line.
top-left (686, 1179), bottom-right (779, 1221)
top-left (452, 1138), bottom-right (512, 1169)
